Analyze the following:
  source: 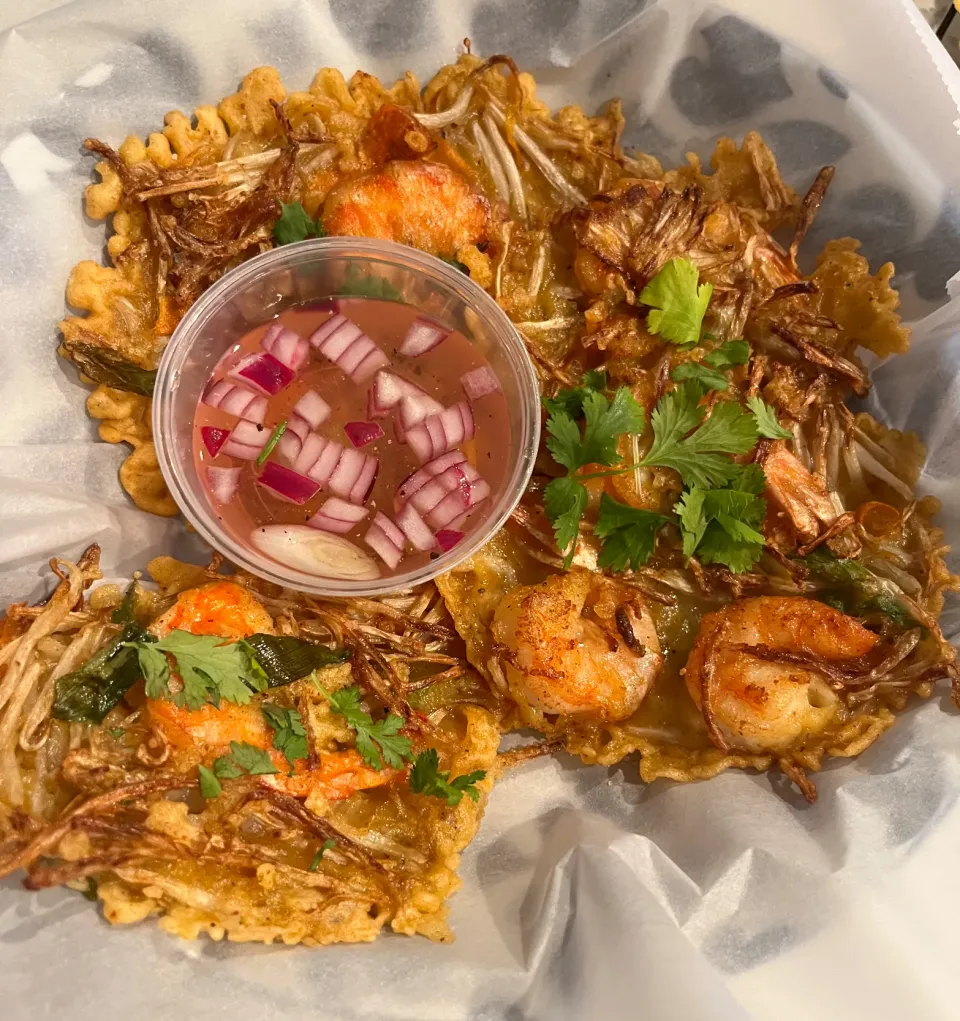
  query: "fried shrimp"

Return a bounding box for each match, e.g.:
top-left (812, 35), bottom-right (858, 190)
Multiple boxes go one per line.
top-left (322, 160), bottom-right (490, 256)
top-left (149, 581), bottom-right (275, 639)
top-left (685, 596), bottom-right (879, 754)
top-left (146, 699), bottom-right (398, 801)
top-left (492, 570), bottom-right (663, 722)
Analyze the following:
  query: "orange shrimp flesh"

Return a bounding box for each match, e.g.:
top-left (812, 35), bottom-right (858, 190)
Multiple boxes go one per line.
top-left (146, 583), bottom-right (398, 800)
top-left (322, 160), bottom-right (490, 256)
top-left (685, 596), bottom-right (879, 754)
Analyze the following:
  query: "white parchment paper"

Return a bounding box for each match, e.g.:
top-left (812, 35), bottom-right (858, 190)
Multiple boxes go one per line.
top-left (2, 1), bottom-right (960, 1018)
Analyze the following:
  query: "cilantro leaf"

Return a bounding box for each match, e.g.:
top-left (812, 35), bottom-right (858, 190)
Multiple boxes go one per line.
top-left (262, 704), bottom-right (308, 769)
top-left (408, 748), bottom-right (486, 807)
top-left (546, 386), bottom-right (644, 473)
top-left (337, 265), bottom-right (403, 301)
top-left (541, 370), bottom-right (607, 419)
top-left (198, 764), bottom-right (222, 799)
top-left (544, 408), bottom-right (586, 473)
top-left (274, 202), bottom-right (325, 245)
top-left (319, 685), bottom-right (413, 770)
top-left (308, 839), bottom-right (337, 871)
top-left (671, 362), bottom-right (729, 393)
top-left (136, 643), bottom-right (171, 699)
top-left (640, 258), bottom-right (714, 345)
top-left (579, 389), bottom-right (646, 467)
top-left (676, 487), bottom-right (708, 557)
top-left (213, 741), bottom-right (278, 779)
top-left (677, 469), bottom-right (768, 574)
top-left (594, 494), bottom-right (670, 572)
top-left (705, 339), bottom-right (750, 369)
top-left (641, 384), bottom-right (756, 488)
top-left (151, 631), bottom-right (261, 710)
top-left (543, 477), bottom-right (589, 567)
top-left (747, 396), bottom-right (793, 440)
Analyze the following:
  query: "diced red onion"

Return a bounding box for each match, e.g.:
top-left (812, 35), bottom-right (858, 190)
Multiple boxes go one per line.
top-left (425, 450), bottom-right (468, 475)
top-left (293, 433), bottom-right (328, 475)
top-left (434, 529), bottom-right (465, 553)
top-left (395, 504), bottom-right (434, 552)
top-left (286, 414), bottom-right (312, 443)
top-left (222, 420), bottom-right (269, 460)
top-left (277, 430), bottom-right (302, 463)
top-left (409, 480), bottom-right (448, 515)
top-left (399, 315), bottom-right (450, 358)
top-left (352, 346), bottom-right (390, 382)
top-left (201, 380), bottom-right (267, 424)
top-left (427, 479), bottom-right (491, 529)
top-left (328, 448), bottom-right (366, 500)
top-left (309, 439), bottom-right (344, 486)
top-left (228, 352), bottom-right (295, 396)
top-left (461, 366), bottom-right (501, 401)
top-left (400, 401), bottom-right (476, 463)
top-left (257, 462), bottom-right (321, 505)
top-left (307, 497), bottom-right (370, 535)
top-left (371, 370), bottom-right (438, 417)
top-left (201, 426), bottom-right (230, 457)
top-left (344, 420), bottom-right (384, 448)
top-left (404, 423), bottom-right (434, 463)
top-left (310, 314), bottom-right (388, 382)
top-left (261, 324), bottom-right (310, 372)
top-left (439, 405), bottom-right (465, 447)
top-left (364, 514), bottom-right (404, 569)
top-left (399, 394), bottom-right (445, 430)
top-left (293, 390), bottom-right (331, 429)
top-left (206, 466), bottom-right (241, 504)
top-left (349, 456), bottom-right (379, 505)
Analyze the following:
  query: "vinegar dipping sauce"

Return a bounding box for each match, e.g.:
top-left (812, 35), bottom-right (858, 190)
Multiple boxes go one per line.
top-left (193, 297), bottom-right (510, 581)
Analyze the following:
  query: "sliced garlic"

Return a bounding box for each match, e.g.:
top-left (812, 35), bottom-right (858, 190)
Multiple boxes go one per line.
top-left (251, 525), bottom-right (381, 581)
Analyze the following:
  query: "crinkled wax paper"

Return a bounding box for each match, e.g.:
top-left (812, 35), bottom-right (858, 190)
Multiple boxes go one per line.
top-left (2, 1), bottom-right (960, 1018)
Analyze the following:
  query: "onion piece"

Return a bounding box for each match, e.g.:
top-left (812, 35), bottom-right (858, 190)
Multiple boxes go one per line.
top-left (349, 456), bottom-right (379, 505)
top-left (206, 466), bottom-right (241, 504)
top-left (202, 380), bottom-right (267, 424)
top-left (308, 439), bottom-right (344, 486)
top-left (434, 529), bottom-right (465, 553)
top-left (201, 426), bottom-right (230, 457)
top-left (461, 366), bottom-right (501, 401)
top-left (252, 524), bottom-right (380, 581)
top-left (344, 421), bottom-right (385, 448)
top-left (309, 314), bottom-right (389, 382)
top-left (395, 503), bottom-right (435, 552)
top-left (402, 401), bottom-right (475, 463)
top-left (293, 390), bottom-right (331, 429)
top-left (427, 479), bottom-right (491, 528)
top-left (257, 462), bottom-right (321, 505)
top-left (222, 420), bottom-right (269, 460)
top-left (293, 433), bottom-right (328, 475)
top-left (228, 352), bottom-right (295, 396)
top-left (371, 370), bottom-right (438, 416)
top-left (277, 430), bottom-right (302, 463)
top-left (364, 513), bottom-right (404, 569)
top-left (261, 324), bottom-right (310, 372)
top-left (399, 316), bottom-right (450, 358)
top-left (399, 393), bottom-right (445, 430)
top-left (410, 479), bottom-right (448, 515)
top-left (308, 497), bottom-right (369, 534)
top-left (328, 449), bottom-right (366, 500)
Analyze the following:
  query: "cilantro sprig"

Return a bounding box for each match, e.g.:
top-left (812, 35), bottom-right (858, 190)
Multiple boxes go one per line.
top-left (747, 396), bottom-right (793, 440)
top-left (541, 372), bottom-right (770, 575)
top-left (317, 684), bottom-right (413, 770)
top-left (262, 704), bottom-right (308, 769)
top-left (640, 258), bottom-right (714, 345)
top-left (199, 740), bottom-right (279, 798)
top-left (134, 631), bottom-right (267, 710)
top-left (408, 748), bottom-right (486, 807)
top-left (274, 202), bottom-right (326, 245)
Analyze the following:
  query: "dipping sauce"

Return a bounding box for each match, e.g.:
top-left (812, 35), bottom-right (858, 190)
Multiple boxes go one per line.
top-left (193, 297), bottom-right (509, 581)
